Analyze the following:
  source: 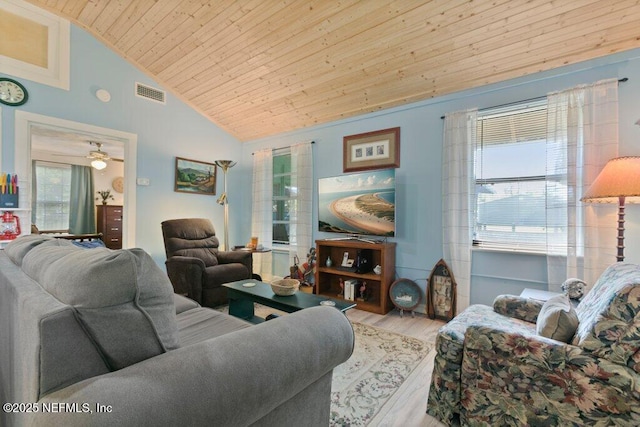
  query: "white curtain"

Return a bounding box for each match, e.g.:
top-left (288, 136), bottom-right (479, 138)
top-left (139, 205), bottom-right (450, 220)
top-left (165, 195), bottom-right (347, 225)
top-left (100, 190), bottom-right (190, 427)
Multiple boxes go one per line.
top-left (546, 79), bottom-right (619, 291)
top-left (442, 109), bottom-right (477, 313)
top-left (251, 149), bottom-right (273, 280)
top-left (289, 142), bottom-right (313, 269)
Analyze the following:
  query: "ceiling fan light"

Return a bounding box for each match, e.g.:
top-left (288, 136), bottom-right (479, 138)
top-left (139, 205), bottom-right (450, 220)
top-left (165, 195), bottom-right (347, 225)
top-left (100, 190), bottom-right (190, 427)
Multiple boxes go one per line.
top-left (91, 159), bottom-right (107, 170)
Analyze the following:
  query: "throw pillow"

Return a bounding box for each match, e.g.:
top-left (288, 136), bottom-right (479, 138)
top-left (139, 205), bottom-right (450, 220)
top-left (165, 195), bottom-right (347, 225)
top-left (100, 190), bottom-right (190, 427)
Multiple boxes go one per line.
top-left (536, 294), bottom-right (579, 342)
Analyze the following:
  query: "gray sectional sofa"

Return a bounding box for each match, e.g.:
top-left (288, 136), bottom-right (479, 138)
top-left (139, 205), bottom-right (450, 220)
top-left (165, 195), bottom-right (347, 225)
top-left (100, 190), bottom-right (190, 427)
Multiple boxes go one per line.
top-left (0, 235), bottom-right (354, 427)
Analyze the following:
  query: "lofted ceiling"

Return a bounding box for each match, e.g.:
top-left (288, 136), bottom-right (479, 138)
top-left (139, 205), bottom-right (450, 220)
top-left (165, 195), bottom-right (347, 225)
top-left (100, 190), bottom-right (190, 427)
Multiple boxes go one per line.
top-left (27, 0), bottom-right (640, 142)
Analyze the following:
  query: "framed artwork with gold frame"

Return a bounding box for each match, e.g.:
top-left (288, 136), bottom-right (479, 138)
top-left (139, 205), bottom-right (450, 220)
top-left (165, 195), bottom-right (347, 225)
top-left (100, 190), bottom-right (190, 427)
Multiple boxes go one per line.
top-left (343, 127), bottom-right (400, 172)
top-left (174, 157), bottom-right (216, 195)
top-left (427, 258), bottom-right (457, 321)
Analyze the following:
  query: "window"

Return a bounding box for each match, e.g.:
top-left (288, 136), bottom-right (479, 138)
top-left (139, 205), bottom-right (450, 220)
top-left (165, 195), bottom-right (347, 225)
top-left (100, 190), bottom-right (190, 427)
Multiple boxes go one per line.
top-left (473, 101), bottom-right (552, 251)
top-left (33, 162), bottom-right (71, 232)
top-left (272, 152), bottom-right (295, 245)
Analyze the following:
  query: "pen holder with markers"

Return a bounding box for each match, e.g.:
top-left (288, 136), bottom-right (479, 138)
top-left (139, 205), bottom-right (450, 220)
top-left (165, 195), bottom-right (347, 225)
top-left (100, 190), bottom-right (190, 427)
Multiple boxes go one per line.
top-left (0, 187), bottom-right (19, 208)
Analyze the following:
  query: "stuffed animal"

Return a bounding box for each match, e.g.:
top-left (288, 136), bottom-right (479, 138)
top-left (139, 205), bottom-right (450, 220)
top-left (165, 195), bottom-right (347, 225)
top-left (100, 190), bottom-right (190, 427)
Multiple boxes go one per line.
top-left (561, 278), bottom-right (587, 300)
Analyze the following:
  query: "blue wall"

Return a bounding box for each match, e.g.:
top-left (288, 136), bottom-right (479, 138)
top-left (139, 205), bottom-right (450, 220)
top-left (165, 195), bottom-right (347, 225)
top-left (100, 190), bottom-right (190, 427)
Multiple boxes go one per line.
top-left (240, 48), bottom-right (640, 309)
top-left (1, 26), bottom-right (243, 266)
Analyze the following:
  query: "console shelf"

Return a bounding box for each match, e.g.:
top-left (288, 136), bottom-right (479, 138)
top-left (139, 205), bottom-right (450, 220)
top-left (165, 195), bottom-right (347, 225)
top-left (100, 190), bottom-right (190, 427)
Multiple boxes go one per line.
top-left (314, 239), bottom-right (396, 315)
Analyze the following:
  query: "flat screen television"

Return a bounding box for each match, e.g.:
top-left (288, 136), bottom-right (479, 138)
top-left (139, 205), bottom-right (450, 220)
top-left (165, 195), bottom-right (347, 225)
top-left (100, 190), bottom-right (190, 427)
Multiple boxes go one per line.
top-left (318, 169), bottom-right (395, 238)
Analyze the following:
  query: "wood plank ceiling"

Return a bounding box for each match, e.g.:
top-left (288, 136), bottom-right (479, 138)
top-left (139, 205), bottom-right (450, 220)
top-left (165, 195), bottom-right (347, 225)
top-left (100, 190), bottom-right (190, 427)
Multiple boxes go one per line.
top-left (27, 0), bottom-right (640, 141)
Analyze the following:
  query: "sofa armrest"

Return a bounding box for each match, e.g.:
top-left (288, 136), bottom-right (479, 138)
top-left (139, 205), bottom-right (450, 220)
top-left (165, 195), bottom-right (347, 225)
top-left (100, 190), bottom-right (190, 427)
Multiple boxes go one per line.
top-left (492, 294), bottom-right (543, 323)
top-left (461, 325), bottom-right (640, 425)
top-left (165, 256), bottom-right (205, 302)
top-left (217, 250), bottom-right (253, 275)
top-left (30, 306), bottom-right (354, 427)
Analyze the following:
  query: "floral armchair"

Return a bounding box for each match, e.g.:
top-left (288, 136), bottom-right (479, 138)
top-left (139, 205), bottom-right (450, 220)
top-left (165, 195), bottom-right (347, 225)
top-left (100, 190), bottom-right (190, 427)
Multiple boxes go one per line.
top-left (427, 262), bottom-right (640, 426)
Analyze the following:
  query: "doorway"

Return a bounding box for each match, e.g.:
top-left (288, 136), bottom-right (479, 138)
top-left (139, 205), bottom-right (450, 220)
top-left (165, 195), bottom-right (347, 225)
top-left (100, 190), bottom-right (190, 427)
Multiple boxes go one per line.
top-left (14, 111), bottom-right (137, 247)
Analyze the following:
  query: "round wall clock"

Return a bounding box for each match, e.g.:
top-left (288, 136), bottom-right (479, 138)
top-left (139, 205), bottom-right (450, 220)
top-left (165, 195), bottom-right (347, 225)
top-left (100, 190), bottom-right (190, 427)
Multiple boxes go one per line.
top-left (112, 176), bottom-right (124, 193)
top-left (389, 278), bottom-right (421, 317)
top-left (0, 78), bottom-right (28, 106)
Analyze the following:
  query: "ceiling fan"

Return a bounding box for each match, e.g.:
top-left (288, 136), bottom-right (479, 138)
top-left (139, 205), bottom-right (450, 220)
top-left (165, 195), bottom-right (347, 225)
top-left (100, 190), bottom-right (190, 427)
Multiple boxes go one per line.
top-left (86, 141), bottom-right (111, 170)
top-left (54, 141), bottom-right (123, 170)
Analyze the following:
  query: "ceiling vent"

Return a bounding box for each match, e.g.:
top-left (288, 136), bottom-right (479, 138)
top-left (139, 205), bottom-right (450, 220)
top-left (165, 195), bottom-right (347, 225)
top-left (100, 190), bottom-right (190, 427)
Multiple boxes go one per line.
top-left (135, 82), bottom-right (166, 104)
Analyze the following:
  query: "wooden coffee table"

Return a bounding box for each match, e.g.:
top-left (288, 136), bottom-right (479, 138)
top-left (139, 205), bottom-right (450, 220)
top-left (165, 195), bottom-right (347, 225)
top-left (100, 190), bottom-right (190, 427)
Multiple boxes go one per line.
top-left (223, 279), bottom-right (356, 323)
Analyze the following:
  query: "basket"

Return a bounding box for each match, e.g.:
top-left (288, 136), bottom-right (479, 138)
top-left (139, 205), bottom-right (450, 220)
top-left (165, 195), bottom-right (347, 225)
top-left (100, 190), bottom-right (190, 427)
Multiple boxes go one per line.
top-left (271, 279), bottom-right (300, 296)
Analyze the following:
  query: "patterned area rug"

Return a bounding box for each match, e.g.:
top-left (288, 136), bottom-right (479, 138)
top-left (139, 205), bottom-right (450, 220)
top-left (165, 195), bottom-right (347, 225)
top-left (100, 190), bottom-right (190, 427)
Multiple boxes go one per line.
top-left (330, 322), bottom-right (432, 426)
top-left (217, 304), bottom-right (433, 426)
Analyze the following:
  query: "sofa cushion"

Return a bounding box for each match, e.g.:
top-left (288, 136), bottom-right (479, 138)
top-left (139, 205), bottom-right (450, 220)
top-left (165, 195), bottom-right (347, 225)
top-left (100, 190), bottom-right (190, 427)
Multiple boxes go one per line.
top-left (536, 294), bottom-right (578, 342)
top-left (4, 234), bottom-right (76, 266)
top-left (177, 307), bottom-right (250, 347)
top-left (174, 293), bottom-right (201, 314)
top-left (22, 245), bottom-right (179, 370)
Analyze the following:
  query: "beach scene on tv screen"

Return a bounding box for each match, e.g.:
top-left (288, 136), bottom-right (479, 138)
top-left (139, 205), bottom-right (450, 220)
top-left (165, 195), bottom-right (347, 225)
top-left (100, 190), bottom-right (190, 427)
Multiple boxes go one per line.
top-left (318, 169), bottom-right (395, 237)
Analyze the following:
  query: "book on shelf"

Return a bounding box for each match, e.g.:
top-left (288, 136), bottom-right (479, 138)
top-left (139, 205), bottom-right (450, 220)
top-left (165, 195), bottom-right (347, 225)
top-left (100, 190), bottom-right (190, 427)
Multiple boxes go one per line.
top-left (344, 279), bottom-right (358, 301)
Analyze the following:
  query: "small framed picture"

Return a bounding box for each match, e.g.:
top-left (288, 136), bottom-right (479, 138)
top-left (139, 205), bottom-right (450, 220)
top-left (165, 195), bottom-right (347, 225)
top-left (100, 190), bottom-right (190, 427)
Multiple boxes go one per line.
top-left (174, 157), bottom-right (217, 195)
top-left (343, 127), bottom-right (400, 172)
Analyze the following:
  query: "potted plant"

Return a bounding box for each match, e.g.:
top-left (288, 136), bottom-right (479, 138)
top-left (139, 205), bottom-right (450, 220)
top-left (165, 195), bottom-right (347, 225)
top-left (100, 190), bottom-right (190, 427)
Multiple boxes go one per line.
top-left (96, 190), bottom-right (115, 205)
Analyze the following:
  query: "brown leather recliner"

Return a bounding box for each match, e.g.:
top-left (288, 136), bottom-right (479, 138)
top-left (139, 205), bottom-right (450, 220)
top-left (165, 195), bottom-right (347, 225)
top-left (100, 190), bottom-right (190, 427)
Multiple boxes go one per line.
top-left (161, 218), bottom-right (252, 307)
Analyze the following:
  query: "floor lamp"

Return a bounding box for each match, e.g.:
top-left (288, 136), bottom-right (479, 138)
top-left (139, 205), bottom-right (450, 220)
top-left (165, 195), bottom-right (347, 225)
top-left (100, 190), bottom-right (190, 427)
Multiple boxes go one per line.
top-left (581, 156), bottom-right (640, 262)
top-left (215, 160), bottom-right (236, 250)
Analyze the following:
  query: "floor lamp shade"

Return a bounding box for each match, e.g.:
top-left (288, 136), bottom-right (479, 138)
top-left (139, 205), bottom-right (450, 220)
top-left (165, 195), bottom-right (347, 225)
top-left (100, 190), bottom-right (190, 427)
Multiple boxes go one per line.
top-left (581, 156), bottom-right (640, 261)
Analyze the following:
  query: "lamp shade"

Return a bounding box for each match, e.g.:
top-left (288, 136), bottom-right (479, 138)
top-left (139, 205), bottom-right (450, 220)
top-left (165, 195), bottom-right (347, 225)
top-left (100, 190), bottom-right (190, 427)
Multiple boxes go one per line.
top-left (581, 156), bottom-right (640, 204)
top-left (91, 159), bottom-right (107, 170)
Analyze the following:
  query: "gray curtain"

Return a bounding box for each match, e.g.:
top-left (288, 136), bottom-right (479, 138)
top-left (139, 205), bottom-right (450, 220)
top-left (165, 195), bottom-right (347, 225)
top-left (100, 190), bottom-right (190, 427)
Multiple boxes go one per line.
top-left (69, 165), bottom-right (96, 234)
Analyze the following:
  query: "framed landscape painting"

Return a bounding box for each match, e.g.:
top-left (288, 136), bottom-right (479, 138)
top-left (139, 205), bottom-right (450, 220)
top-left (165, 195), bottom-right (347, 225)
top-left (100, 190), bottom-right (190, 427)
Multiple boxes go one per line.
top-left (174, 157), bottom-right (216, 195)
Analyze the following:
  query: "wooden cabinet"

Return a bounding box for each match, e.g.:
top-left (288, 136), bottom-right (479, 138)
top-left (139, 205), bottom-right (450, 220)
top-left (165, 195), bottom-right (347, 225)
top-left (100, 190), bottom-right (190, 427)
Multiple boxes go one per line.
top-left (96, 205), bottom-right (123, 249)
top-left (314, 239), bottom-right (396, 315)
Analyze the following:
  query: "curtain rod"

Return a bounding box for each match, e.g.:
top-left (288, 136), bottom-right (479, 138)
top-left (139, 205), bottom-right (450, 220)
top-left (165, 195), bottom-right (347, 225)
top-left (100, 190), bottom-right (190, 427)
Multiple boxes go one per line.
top-left (440, 77), bottom-right (628, 119)
top-left (252, 140), bottom-right (315, 155)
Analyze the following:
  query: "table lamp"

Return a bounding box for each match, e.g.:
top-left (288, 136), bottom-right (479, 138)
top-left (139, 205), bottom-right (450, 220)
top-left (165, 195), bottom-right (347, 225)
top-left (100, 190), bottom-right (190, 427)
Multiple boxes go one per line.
top-left (581, 156), bottom-right (640, 261)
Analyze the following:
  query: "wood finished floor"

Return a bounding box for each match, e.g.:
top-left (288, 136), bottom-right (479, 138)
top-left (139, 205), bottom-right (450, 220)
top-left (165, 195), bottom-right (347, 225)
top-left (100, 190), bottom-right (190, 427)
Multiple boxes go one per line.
top-left (345, 308), bottom-right (447, 427)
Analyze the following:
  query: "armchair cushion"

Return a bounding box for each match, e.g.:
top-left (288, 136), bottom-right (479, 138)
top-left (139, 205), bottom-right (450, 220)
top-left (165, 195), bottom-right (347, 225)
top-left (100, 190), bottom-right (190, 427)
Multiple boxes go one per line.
top-left (204, 264), bottom-right (250, 288)
top-left (573, 262), bottom-right (640, 370)
top-left (165, 236), bottom-right (220, 267)
top-left (161, 218), bottom-right (220, 267)
top-left (536, 294), bottom-right (579, 342)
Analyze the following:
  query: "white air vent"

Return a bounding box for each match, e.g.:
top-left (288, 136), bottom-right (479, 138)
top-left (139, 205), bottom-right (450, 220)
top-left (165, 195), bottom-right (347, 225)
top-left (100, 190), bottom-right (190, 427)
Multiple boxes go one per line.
top-left (135, 82), bottom-right (166, 104)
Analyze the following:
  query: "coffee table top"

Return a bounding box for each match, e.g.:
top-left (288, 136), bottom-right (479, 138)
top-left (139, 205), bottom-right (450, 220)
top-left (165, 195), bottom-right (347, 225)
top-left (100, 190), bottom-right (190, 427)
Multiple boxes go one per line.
top-left (223, 279), bottom-right (356, 313)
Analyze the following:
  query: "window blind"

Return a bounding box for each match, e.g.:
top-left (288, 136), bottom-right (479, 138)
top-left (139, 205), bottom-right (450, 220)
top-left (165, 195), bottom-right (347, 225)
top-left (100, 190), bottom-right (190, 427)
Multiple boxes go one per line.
top-left (473, 101), bottom-right (553, 251)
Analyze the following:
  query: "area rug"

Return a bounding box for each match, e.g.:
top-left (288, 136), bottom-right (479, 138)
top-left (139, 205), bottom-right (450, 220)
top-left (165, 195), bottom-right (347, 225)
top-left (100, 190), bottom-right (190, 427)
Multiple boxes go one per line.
top-left (217, 304), bottom-right (433, 426)
top-left (330, 322), bottom-right (432, 426)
